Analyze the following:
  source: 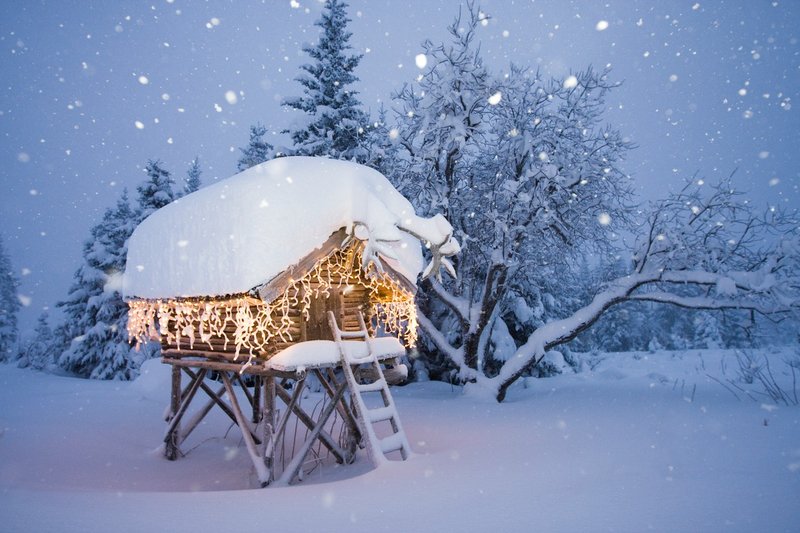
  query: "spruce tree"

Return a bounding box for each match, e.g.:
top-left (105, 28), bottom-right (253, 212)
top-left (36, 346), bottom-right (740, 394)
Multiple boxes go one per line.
top-left (137, 159), bottom-right (175, 220)
top-left (183, 156), bottom-right (202, 196)
top-left (237, 124), bottom-right (274, 171)
top-left (17, 311), bottom-right (55, 370)
top-left (57, 185), bottom-right (161, 380)
top-left (283, 0), bottom-right (369, 161)
top-left (0, 234), bottom-right (20, 361)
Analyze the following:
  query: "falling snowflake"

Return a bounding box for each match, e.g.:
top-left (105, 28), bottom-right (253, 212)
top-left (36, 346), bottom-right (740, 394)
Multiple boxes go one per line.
top-left (563, 75), bottom-right (578, 89)
top-left (598, 213), bottom-right (612, 225)
top-left (596, 20), bottom-right (609, 31)
top-left (488, 91), bottom-right (502, 105)
top-left (415, 54), bottom-right (427, 69)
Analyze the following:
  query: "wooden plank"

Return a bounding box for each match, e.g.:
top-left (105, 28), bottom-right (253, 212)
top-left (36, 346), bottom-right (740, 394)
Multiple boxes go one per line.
top-left (256, 229), bottom-right (348, 302)
top-left (162, 356), bottom-right (303, 380)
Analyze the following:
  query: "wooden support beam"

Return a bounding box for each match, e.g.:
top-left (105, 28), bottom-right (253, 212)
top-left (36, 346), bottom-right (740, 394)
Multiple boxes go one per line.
top-left (252, 377), bottom-right (262, 424)
top-left (221, 373), bottom-right (270, 486)
top-left (317, 368), bottom-right (360, 460)
top-left (178, 384), bottom-right (226, 445)
top-left (164, 368), bottom-right (208, 459)
top-left (235, 374), bottom-right (256, 409)
top-left (266, 378), bottom-right (307, 470)
top-left (163, 356), bottom-right (299, 380)
top-left (180, 367), bottom-right (261, 444)
top-left (275, 383), bottom-right (347, 464)
top-left (166, 365), bottom-right (183, 460)
top-left (276, 379), bottom-right (348, 486)
top-left (262, 377), bottom-right (276, 479)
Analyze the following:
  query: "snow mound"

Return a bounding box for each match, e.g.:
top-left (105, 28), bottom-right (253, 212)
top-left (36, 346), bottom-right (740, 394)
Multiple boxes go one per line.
top-left (130, 358), bottom-right (172, 401)
top-left (124, 157), bottom-right (451, 299)
top-left (266, 337), bottom-right (405, 372)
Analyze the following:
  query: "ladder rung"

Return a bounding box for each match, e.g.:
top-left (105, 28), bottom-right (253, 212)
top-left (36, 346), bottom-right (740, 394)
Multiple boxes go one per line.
top-left (339, 331), bottom-right (367, 339)
top-left (367, 406), bottom-right (395, 423)
top-left (380, 433), bottom-right (405, 454)
top-left (358, 379), bottom-right (387, 393)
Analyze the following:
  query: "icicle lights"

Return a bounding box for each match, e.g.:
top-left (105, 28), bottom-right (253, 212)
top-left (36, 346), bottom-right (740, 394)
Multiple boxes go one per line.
top-left (127, 244), bottom-right (417, 360)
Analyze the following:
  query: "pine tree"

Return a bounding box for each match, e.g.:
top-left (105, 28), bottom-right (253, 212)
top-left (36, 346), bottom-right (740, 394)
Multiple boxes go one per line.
top-left (362, 105), bottom-right (403, 178)
top-left (0, 234), bottom-right (20, 361)
top-left (183, 156), bottom-right (202, 196)
top-left (57, 189), bottom-right (154, 379)
top-left (237, 124), bottom-right (274, 171)
top-left (17, 311), bottom-right (55, 370)
top-left (283, 0), bottom-right (369, 161)
top-left (137, 159), bottom-right (175, 220)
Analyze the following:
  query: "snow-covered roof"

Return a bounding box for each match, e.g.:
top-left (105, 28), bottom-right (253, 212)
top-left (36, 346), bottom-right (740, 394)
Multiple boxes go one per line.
top-left (124, 156), bottom-right (457, 300)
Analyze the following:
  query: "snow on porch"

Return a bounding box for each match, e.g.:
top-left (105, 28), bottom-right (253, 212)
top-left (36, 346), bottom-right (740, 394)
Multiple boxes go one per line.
top-left (265, 337), bottom-right (405, 373)
top-left (123, 156), bottom-right (453, 300)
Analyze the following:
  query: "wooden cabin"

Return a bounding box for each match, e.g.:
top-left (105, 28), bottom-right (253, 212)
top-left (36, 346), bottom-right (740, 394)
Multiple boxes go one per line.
top-left (127, 228), bottom-right (418, 368)
top-left (123, 156), bottom-right (459, 486)
top-left (122, 156), bottom-right (452, 367)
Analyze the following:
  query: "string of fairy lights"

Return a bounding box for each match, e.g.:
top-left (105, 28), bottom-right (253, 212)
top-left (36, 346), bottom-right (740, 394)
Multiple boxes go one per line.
top-left (127, 243), bottom-right (417, 366)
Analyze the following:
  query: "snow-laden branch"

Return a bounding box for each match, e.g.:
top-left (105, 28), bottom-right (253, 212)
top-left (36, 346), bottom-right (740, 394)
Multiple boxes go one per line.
top-left (627, 292), bottom-right (783, 315)
top-left (490, 272), bottom-right (657, 400)
top-left (483, 180), bottom-right (800, 401)
top-left (422, 277), bottom-right (470, 327)
top-left (416, 309), bottom-right (470, 377)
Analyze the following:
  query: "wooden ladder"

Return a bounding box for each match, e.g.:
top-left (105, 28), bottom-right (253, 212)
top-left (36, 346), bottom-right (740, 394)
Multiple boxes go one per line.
top-left (327, 311), bottom-right (412, 466)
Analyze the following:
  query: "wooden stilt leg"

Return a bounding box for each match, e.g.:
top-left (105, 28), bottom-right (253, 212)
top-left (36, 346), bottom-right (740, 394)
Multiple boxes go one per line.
top-left (252, 376), bottom-right (262, 424)
top-left (262, 376), bottom-right (276, 483)
top-left (221, 373), bottom-right (270, 486)
top-left (166, 365), bottom-right (182, 460)
top-left (234, 374), bottom-right (256, 412)
top-left (164, 368), bottom-right (208, 459)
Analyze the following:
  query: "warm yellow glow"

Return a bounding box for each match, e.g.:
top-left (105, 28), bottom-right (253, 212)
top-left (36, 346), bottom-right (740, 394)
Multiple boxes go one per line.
top-left (127, 243), bottom-right (417, 361)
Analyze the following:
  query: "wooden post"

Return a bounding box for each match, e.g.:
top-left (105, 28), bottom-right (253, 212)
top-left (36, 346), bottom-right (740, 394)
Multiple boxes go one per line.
top-left (252, 376), bottom-right (262, 424)
top-left (221, 372), bottom-right (270, 486)
top-left (166, 365), bottom-right (182, 460)
top-left (262, 376), bottom-right (276, 484)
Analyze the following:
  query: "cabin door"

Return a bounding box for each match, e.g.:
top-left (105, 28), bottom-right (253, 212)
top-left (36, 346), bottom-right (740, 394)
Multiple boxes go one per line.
top-left (305, 288), bottom-right (341, 341)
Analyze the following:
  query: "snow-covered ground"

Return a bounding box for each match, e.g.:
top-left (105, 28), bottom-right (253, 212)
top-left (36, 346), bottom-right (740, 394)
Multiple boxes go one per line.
top-left (1, 349), bottom-right (798, 532)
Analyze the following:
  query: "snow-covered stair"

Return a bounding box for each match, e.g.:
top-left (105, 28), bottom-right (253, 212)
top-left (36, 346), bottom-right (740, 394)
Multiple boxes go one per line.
top-left (328, 311), bottom-right (412, 466)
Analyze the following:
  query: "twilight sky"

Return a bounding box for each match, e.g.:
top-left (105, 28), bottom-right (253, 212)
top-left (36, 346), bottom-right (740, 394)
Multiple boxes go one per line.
top-left (1, 0), bottom-right (798, 333)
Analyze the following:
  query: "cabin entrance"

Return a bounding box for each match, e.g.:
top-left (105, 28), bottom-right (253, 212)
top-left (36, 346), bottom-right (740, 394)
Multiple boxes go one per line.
top-left (304, 288), bottom-right (341, 341)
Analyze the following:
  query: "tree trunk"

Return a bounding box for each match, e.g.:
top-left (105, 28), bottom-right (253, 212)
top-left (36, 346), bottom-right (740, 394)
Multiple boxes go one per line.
top-left (463, 264), bottom-right (507, 371)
